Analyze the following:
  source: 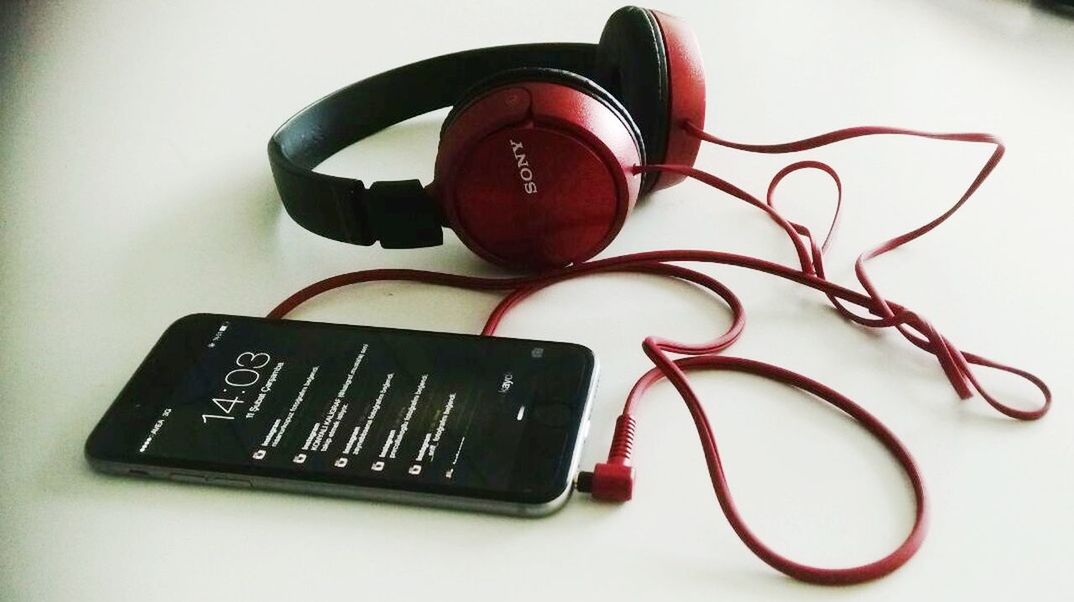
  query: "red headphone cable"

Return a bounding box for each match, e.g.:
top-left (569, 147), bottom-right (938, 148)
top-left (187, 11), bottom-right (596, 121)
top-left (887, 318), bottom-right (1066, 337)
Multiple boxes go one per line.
top-left (265, 125), bottom-right (1050, 585)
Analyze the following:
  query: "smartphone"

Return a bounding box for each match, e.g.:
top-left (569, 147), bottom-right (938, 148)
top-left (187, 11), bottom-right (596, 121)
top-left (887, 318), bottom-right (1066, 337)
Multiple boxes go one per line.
top-left (85, 314), bottom-right (598, 516)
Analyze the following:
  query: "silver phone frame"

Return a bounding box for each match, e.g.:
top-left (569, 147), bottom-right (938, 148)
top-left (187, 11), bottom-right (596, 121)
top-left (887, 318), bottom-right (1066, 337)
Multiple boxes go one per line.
top-left (87, 360), bottom-right (599, 518)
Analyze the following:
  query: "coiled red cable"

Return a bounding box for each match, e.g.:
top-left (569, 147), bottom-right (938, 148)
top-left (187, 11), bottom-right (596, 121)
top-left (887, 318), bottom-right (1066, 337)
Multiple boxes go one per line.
top-left (266, 123), bottom-right (1050, 585)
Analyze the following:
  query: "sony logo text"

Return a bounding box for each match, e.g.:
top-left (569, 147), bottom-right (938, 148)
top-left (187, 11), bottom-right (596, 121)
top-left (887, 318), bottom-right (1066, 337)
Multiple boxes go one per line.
top-left (509, 140), bottom-right (538, 194)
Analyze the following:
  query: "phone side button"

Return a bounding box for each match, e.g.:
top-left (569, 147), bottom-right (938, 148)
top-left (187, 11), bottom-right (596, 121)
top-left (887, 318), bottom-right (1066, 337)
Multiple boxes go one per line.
top-left (209, 477), bottom-right (252, 488)
top-left (169, 473), bottom-right (206, 484)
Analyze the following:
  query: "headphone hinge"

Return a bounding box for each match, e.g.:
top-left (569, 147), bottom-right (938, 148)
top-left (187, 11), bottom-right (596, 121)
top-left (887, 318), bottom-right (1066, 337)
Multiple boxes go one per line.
top-left (365, 180), bottom-right (444, 249)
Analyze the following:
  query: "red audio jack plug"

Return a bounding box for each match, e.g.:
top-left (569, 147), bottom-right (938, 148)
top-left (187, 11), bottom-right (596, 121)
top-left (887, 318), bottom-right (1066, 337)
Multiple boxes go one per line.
top-left (576, 414), bottom-right (637, 502)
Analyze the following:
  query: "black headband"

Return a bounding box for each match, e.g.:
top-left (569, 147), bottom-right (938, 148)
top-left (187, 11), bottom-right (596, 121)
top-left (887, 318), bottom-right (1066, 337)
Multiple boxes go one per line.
top-left (268, 43), bottom-right (600, 249)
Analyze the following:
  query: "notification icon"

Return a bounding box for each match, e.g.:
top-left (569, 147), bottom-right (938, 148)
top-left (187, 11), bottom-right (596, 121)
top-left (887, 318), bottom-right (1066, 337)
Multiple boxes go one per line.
top-left (293, 453), bottom-right (307, 464)
top-left (334, 457), bottom-right (348, 468)
top-left (252, 449), bottom-right (266, 460)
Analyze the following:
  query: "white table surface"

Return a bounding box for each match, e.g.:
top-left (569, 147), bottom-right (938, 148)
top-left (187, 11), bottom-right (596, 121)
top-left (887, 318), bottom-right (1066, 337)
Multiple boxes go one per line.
top-left (2, 1), bottom-right (1072, 600)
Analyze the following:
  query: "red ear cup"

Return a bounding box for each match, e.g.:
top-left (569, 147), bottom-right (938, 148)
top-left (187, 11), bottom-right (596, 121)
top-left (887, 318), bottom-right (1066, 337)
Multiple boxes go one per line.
top-left (649, 9), bottom-right (706, 189)
top-left (433, 70), bottom-right (643, 271)
top-left (597, 6), bottom-right (706, 191)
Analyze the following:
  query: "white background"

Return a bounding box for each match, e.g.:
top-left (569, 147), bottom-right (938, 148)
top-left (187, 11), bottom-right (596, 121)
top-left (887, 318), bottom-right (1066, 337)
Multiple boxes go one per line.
top-left (2, 1), bottom-right (1072, 600)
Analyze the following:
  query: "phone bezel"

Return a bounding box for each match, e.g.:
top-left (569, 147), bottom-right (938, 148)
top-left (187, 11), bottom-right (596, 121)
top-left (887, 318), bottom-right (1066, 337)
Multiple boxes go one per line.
top-left (85, 314), bottom-right (597, 513)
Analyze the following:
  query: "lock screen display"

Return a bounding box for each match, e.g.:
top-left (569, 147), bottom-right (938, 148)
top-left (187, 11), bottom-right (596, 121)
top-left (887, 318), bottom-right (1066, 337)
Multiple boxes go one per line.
top-left (92, 315), bottom-right (595, 500)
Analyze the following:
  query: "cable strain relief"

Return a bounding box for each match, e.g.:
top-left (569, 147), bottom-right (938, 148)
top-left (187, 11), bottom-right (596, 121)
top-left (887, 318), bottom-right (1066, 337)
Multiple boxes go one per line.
top-left (608, 414), bottom-right (637, 463)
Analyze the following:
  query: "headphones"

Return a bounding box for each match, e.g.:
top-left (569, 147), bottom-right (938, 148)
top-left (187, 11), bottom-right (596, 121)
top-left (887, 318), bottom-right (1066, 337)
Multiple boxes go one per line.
top-left (269, 6), bottom-right (705, 270)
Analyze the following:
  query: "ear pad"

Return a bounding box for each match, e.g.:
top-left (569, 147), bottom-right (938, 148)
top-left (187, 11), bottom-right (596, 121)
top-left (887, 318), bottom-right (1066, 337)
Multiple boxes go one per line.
top-left (597, 6), bottom-right (706, 191)
top-left (434, 68), bottom-right (644, 271)
top-left (596, 6), bottom-right (667, 191)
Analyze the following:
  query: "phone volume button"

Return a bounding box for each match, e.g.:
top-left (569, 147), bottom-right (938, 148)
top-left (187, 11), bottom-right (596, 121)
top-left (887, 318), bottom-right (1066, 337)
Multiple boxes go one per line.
top-left (169, 473), bottom-right (206, 484)
top-left (209, 477), bottom-right (252, 488)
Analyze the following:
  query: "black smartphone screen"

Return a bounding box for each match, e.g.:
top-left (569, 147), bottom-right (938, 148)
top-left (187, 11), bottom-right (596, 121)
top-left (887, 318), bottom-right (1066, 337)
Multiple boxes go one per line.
top-left (86, 314), bottom-right (596, 507)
